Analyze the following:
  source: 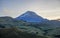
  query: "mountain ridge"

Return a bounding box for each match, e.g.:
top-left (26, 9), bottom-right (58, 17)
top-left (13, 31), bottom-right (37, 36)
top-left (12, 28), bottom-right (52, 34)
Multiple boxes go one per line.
top-left (15, 11), bottom-right (46, 22)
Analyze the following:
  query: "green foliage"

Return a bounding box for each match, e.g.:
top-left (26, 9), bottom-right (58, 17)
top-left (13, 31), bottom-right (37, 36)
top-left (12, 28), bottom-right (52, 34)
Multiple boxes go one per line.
top-left (0, 17), bottom-right (60, 38)
top-left (0, 28), bottom-right (49, 38)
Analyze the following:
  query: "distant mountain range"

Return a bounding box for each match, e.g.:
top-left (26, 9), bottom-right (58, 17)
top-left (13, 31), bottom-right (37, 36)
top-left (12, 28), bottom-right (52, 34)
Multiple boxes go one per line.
top-left (0, 11), bottom-right (60, 28)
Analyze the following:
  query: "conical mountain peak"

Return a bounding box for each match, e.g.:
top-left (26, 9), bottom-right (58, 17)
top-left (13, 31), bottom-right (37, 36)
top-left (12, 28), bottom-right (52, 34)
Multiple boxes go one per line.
top-left (25, 11), bottom-right (35, 13)
top-left (21, 11), bottom-right (38, 16)
top-left (25, 11), bottom-right (36, 14)
top-left (15, 11), bottom-right (45, 22)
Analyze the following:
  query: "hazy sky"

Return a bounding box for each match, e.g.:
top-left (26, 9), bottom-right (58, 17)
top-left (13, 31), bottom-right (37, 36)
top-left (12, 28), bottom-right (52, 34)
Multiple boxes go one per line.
top-left (0, 0), bottom-right (60, 20)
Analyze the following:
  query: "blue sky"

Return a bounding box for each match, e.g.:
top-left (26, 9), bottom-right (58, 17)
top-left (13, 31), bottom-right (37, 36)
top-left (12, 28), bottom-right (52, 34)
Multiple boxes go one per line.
top-left (0, 0), bottom-right (60, 19)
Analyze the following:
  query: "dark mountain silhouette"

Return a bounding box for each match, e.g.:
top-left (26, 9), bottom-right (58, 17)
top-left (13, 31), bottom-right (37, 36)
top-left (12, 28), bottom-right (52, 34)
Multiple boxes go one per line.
top-left (15, 11), bottom-right (45, 22)
top-left (50, 20), bottom-right (60, 27)
top-left (0, 16), bottom-right (15, 28)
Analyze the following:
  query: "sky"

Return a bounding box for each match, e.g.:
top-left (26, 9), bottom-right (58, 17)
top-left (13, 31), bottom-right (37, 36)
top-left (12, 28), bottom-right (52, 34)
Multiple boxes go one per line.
top-left (0, 0), bottom-right (60, 20)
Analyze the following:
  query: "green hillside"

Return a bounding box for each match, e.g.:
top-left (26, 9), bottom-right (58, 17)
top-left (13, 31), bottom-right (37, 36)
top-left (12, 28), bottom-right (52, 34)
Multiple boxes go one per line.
top-left (0, 16), bottom-right (60, 38)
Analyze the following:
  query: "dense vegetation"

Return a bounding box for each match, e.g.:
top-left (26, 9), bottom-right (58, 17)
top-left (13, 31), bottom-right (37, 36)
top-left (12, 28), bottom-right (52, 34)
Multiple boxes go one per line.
top-left (0, 28), bottom-right (49, 38)
top-left (0, 17), bottom-right (60, 38)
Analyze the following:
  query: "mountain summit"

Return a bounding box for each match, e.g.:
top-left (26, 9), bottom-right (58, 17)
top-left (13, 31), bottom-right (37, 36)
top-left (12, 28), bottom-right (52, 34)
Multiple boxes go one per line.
top-left (15, 11), bottom-right (45, 22)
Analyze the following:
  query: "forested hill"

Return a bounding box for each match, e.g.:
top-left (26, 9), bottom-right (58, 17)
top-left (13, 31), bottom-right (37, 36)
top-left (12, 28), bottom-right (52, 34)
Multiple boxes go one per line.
top-left (0, 16), bottom-right (60, 38)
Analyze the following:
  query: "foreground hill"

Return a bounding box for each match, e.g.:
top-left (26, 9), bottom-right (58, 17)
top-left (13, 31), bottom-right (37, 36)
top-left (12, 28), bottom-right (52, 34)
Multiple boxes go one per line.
top-left (0, 16), bottom-right (60, 38)
top-left (0, 16), bottom-right (15, 28)
top-left (0, 28), bottom-right (48, 38)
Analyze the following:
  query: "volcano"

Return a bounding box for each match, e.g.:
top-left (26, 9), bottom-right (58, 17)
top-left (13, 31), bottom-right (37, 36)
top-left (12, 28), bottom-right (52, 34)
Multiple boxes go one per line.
top-left (15, 11), bottom-right (45, 22)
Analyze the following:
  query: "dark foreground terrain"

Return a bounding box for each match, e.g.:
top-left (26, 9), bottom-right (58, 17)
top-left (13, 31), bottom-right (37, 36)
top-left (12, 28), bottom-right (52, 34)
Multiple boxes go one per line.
top-left (0, 16), bottom-right (60, 38)
top-left (0, 28), bottom-right (48, 38)
top-left (0, 27), bottom-right (60, 38)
